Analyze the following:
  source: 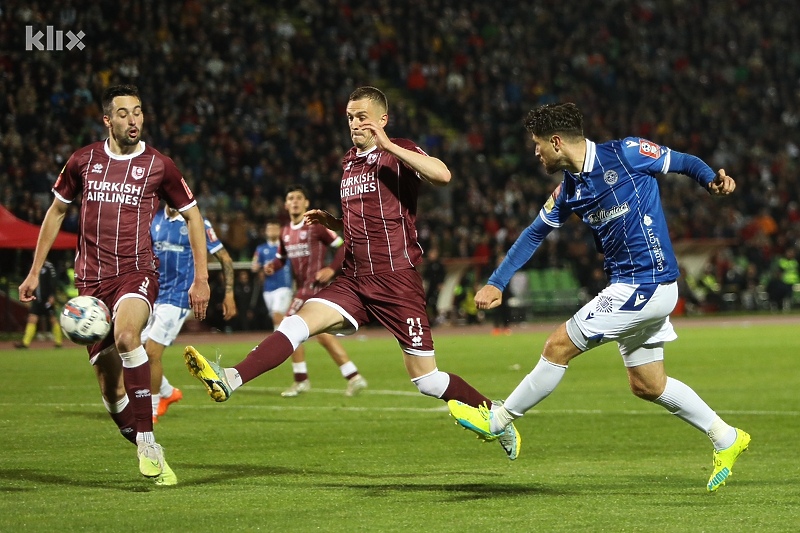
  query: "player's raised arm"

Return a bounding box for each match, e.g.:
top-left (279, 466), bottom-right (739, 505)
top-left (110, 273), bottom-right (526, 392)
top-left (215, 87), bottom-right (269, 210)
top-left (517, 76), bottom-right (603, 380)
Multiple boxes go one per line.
top-left (19, 198), bottom-right (69, 302)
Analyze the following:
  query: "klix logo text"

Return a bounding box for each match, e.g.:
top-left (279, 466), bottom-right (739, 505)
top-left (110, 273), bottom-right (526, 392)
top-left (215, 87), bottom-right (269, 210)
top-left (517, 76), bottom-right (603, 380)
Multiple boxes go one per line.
top-left (25, 26), bottom-right (85, 51)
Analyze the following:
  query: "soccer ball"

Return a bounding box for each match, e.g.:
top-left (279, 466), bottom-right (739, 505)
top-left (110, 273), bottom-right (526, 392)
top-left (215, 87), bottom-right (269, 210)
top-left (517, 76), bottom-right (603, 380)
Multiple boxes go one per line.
top-left (60, 295), bottom-right (112, 345)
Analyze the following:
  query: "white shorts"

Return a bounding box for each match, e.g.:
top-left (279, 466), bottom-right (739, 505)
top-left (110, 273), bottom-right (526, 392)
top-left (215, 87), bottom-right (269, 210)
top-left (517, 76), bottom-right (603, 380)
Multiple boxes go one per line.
top-left (566, 281), bottom-right (678, 367)
top-left (140, 303), bottom-right (191, 347)
top-left (262, 287), bottom-right (293, 315)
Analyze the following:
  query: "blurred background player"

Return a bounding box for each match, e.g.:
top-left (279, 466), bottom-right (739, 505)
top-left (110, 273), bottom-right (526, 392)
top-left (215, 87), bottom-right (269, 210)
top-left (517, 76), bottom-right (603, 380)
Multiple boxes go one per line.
top-left (263, 186), bottom-right (368, 397)
top-left (142, 204), bottom-right (237, 423)
top-left (15, 259), bottom-right (63, 349)
top-left (18, 84), bottom-right (210, 486)
top-left (252, 220), bottom-right (293, 331)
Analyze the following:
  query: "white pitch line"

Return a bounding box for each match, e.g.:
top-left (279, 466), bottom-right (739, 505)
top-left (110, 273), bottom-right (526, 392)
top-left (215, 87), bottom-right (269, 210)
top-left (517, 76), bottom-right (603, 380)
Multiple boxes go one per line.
top-left (1, 400), bottom-right (797, 417)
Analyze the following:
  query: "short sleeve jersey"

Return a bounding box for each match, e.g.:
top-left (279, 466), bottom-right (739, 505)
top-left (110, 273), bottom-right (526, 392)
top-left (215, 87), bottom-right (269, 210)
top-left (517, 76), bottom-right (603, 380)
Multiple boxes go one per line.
top-left (277, 221), bottom-right (340, 293)
top-left (253, 241), bottom-right (293, 292)
top-left (54, 141), bottom-right (196, 282)
top-left (339, 139), bottom-right (426, 276)
top-left (540, 137), bottom-right (679, 284)
top-left (151, 207), bottom-right (223, 308)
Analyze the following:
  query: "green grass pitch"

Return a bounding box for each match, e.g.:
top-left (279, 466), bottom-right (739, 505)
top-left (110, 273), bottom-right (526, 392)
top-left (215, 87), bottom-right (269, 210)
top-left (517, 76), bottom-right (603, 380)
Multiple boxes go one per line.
top-left (1, 319), bottom-right (798, 532)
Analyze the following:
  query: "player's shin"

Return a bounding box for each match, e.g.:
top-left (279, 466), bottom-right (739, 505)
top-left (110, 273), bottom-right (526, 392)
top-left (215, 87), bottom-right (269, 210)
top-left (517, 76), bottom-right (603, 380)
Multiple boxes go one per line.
top-left (120, 346), bottom-right (154, 433)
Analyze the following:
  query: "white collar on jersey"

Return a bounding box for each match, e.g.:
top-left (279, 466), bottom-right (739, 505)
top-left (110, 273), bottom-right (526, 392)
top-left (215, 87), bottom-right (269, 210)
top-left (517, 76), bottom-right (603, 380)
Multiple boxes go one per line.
top-left (580, 139), bottom-right (597, 173)
top-left (289, 220), bottom-right (304, 230)
top-left (103, 139), bottom-right (146, 160)
top-left (355, 145), bottom-right (377, 158)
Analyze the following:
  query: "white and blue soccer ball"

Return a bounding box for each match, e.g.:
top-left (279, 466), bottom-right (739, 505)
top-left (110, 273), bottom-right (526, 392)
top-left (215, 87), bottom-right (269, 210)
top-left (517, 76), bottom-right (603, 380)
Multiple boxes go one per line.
top-left (60, 295), bottom-right (112, 345)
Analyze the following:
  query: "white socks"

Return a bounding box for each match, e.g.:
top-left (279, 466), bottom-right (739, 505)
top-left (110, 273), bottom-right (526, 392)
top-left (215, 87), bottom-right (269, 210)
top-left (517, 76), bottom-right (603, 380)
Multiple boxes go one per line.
top-left (653, 377), bottom-right (736, 450)
top-left (491, 356), bottom-right (567, 433)
top-left (292, 362), bottom-right (308, 376)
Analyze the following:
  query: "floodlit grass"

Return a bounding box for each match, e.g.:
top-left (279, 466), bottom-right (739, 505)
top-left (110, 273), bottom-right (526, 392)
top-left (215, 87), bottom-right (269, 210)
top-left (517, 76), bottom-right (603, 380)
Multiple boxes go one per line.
top-left (1, 321), bottom-right (798, 532)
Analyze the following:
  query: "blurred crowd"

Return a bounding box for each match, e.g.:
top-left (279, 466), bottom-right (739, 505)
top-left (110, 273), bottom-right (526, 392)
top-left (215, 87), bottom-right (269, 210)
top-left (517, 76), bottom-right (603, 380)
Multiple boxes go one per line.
top-left (1, 0), bottom-right (799, 329)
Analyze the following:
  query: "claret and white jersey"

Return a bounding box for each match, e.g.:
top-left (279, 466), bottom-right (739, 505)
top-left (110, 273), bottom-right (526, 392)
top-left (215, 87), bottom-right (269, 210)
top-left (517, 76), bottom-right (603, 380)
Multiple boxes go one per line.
top-left (339, 139), bottom-right (427, 277)
top-left (54, 140), bottom-right (196, 282)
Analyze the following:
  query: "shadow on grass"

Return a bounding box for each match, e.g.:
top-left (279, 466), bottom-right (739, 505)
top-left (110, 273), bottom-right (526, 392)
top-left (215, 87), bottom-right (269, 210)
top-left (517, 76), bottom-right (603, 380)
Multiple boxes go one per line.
top-left (0, 463), bottom-right (561, 500)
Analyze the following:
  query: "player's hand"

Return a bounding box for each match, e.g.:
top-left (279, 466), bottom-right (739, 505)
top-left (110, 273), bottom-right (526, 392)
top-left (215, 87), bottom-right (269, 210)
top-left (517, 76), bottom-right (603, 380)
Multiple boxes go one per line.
top-left (474, 284), bottom-right (503, 310)
top-left (18, 274), bottom-right (40, 302)
top-left (303, 209), bottom-right (343, 231)
top-left (188, 279), bottom-right (210, 320)
top-left (315, 266), bottom-right (335, 285)
top-left (263, 263), bottom-right (275, 276)
top-left (222, 293), bottom-right (237, 321)
top-left (358, 119), bottom-right (392, 151)
top-left (708, 169), bottom-right (735, 195)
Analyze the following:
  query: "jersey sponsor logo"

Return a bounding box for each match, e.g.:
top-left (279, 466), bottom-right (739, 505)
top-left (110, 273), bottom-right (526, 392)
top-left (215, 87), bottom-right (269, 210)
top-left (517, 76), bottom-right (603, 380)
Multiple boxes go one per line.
top-left (285, 242), bottom-right (311, 259)
top-left (131, 166), bottom-right (146, 180)
top-left (91, 163), bottom-right (104, 174)
top-left (85, 179), bottom-right (142, 206)
top-left (587, 202), bottom-right (629, 225)
top-left (154, 241), bottom-right (184, 253)
top-left (603, 170), bottom-right (618, 185)
top-left (634, 293), bottom-right (648, 307)
top-left (543, 184), bottom-right (561, 214)
top-left (647, 227), bottom-right (666, 272)
top-left (638, 140), bottom-right (662, 159)
top-left (341, 171), bottom-right (378, 198)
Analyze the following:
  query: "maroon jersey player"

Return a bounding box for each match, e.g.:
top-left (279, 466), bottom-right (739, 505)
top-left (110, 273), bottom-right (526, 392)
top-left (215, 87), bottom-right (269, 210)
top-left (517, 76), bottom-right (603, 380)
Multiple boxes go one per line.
top-left (19, 85), bottom-right (210, 485)
top-left (264, 185), bottom-right (367, 398)
top-left (185, 86), bottom-right (520, 460)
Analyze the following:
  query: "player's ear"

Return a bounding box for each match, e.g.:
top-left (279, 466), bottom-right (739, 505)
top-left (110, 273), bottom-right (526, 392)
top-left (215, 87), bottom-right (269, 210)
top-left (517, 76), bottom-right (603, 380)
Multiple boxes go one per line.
top-left (379, 113), bottom-right (388, 127)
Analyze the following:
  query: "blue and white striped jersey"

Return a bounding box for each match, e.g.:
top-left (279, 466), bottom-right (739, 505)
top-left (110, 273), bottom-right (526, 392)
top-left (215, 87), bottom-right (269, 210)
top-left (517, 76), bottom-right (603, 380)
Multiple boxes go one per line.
top-left (151, 207), bottom-right (224, 308)
top-left (490, 137), bottom-right (716, 289)
top-left (253, 241), bottom-right (293, 292)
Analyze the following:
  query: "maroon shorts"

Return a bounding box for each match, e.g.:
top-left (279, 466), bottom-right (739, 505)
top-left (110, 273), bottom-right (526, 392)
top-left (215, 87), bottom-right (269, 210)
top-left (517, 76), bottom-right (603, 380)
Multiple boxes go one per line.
top-left (287, 286), bottom-right (321, 317)
top-left (311, 269), bottom-right (434, 354)
top-left (76, 270), bottom-right (159, 362)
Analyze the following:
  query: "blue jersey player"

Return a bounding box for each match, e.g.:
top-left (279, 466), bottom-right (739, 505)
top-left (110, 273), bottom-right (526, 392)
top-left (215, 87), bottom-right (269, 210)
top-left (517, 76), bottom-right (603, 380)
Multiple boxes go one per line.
top-left (252, 221), bottom-right (293, 330)
top-left (142, 205), bottom-right (237, 422)
top-left (449, 103), bottom-right (749, 492)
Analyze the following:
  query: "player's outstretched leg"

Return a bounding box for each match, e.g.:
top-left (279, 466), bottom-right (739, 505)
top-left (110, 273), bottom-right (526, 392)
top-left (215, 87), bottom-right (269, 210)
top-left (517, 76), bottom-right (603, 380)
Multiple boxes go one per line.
top-left (184, 346), bottom-right (232, 402)
top-left (707, 429), bottom-right (751, 492)
top-left (448, 400), bottom-right (522, 460)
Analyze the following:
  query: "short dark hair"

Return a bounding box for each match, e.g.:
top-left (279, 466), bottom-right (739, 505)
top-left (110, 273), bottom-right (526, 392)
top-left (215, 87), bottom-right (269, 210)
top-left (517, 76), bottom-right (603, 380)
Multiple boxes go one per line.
top-left (101, 84), bottom-right (140, 115)
top-left (285, 184), bottom-right (309, 199)
top-left (349, 86), bottom-right (388, 114)
top-left (524, 103), bottom-right (584, 139)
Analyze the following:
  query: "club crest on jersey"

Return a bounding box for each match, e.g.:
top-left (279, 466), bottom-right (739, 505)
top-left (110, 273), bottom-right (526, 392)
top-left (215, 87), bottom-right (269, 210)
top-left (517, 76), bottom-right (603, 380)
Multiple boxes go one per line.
top-left (367, 153), bottom-right (378, 164)
top-left (643, 214), bottom-right (653, 226)
top-left (180, 226), bottom-right (188, 235)
top-left (91, 163), bottom-right (104, 174)
top-left (603, 170), bottom-right (618, 185)
top-left (131, 166), bottom-right (146, 180)
top-left (299, 231), bottom-right (307, 240)
top-left (638, 140), bottom-right (661, 159)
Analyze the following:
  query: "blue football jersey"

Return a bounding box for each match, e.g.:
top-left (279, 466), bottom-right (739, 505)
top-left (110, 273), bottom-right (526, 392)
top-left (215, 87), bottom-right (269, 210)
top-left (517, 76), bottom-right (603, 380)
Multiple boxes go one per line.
top-left (151, 207), bottom-right (224, 308)
top-left (253, 242), bottom-right (292, 292)
top-left (490, 137), bottom-right (716, 290)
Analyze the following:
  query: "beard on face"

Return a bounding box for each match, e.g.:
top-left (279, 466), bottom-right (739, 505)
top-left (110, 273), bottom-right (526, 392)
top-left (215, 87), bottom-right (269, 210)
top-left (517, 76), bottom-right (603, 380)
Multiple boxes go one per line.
top-left (114, 125), bottom-right (140, 146)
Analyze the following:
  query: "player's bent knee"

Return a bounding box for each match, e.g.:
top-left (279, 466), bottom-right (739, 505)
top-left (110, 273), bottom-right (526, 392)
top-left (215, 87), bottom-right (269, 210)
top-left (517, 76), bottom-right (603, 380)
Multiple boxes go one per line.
top-left (411, 368), bottom-right (450, 398)
top-left (277, 315), bottom-right (310, 350)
